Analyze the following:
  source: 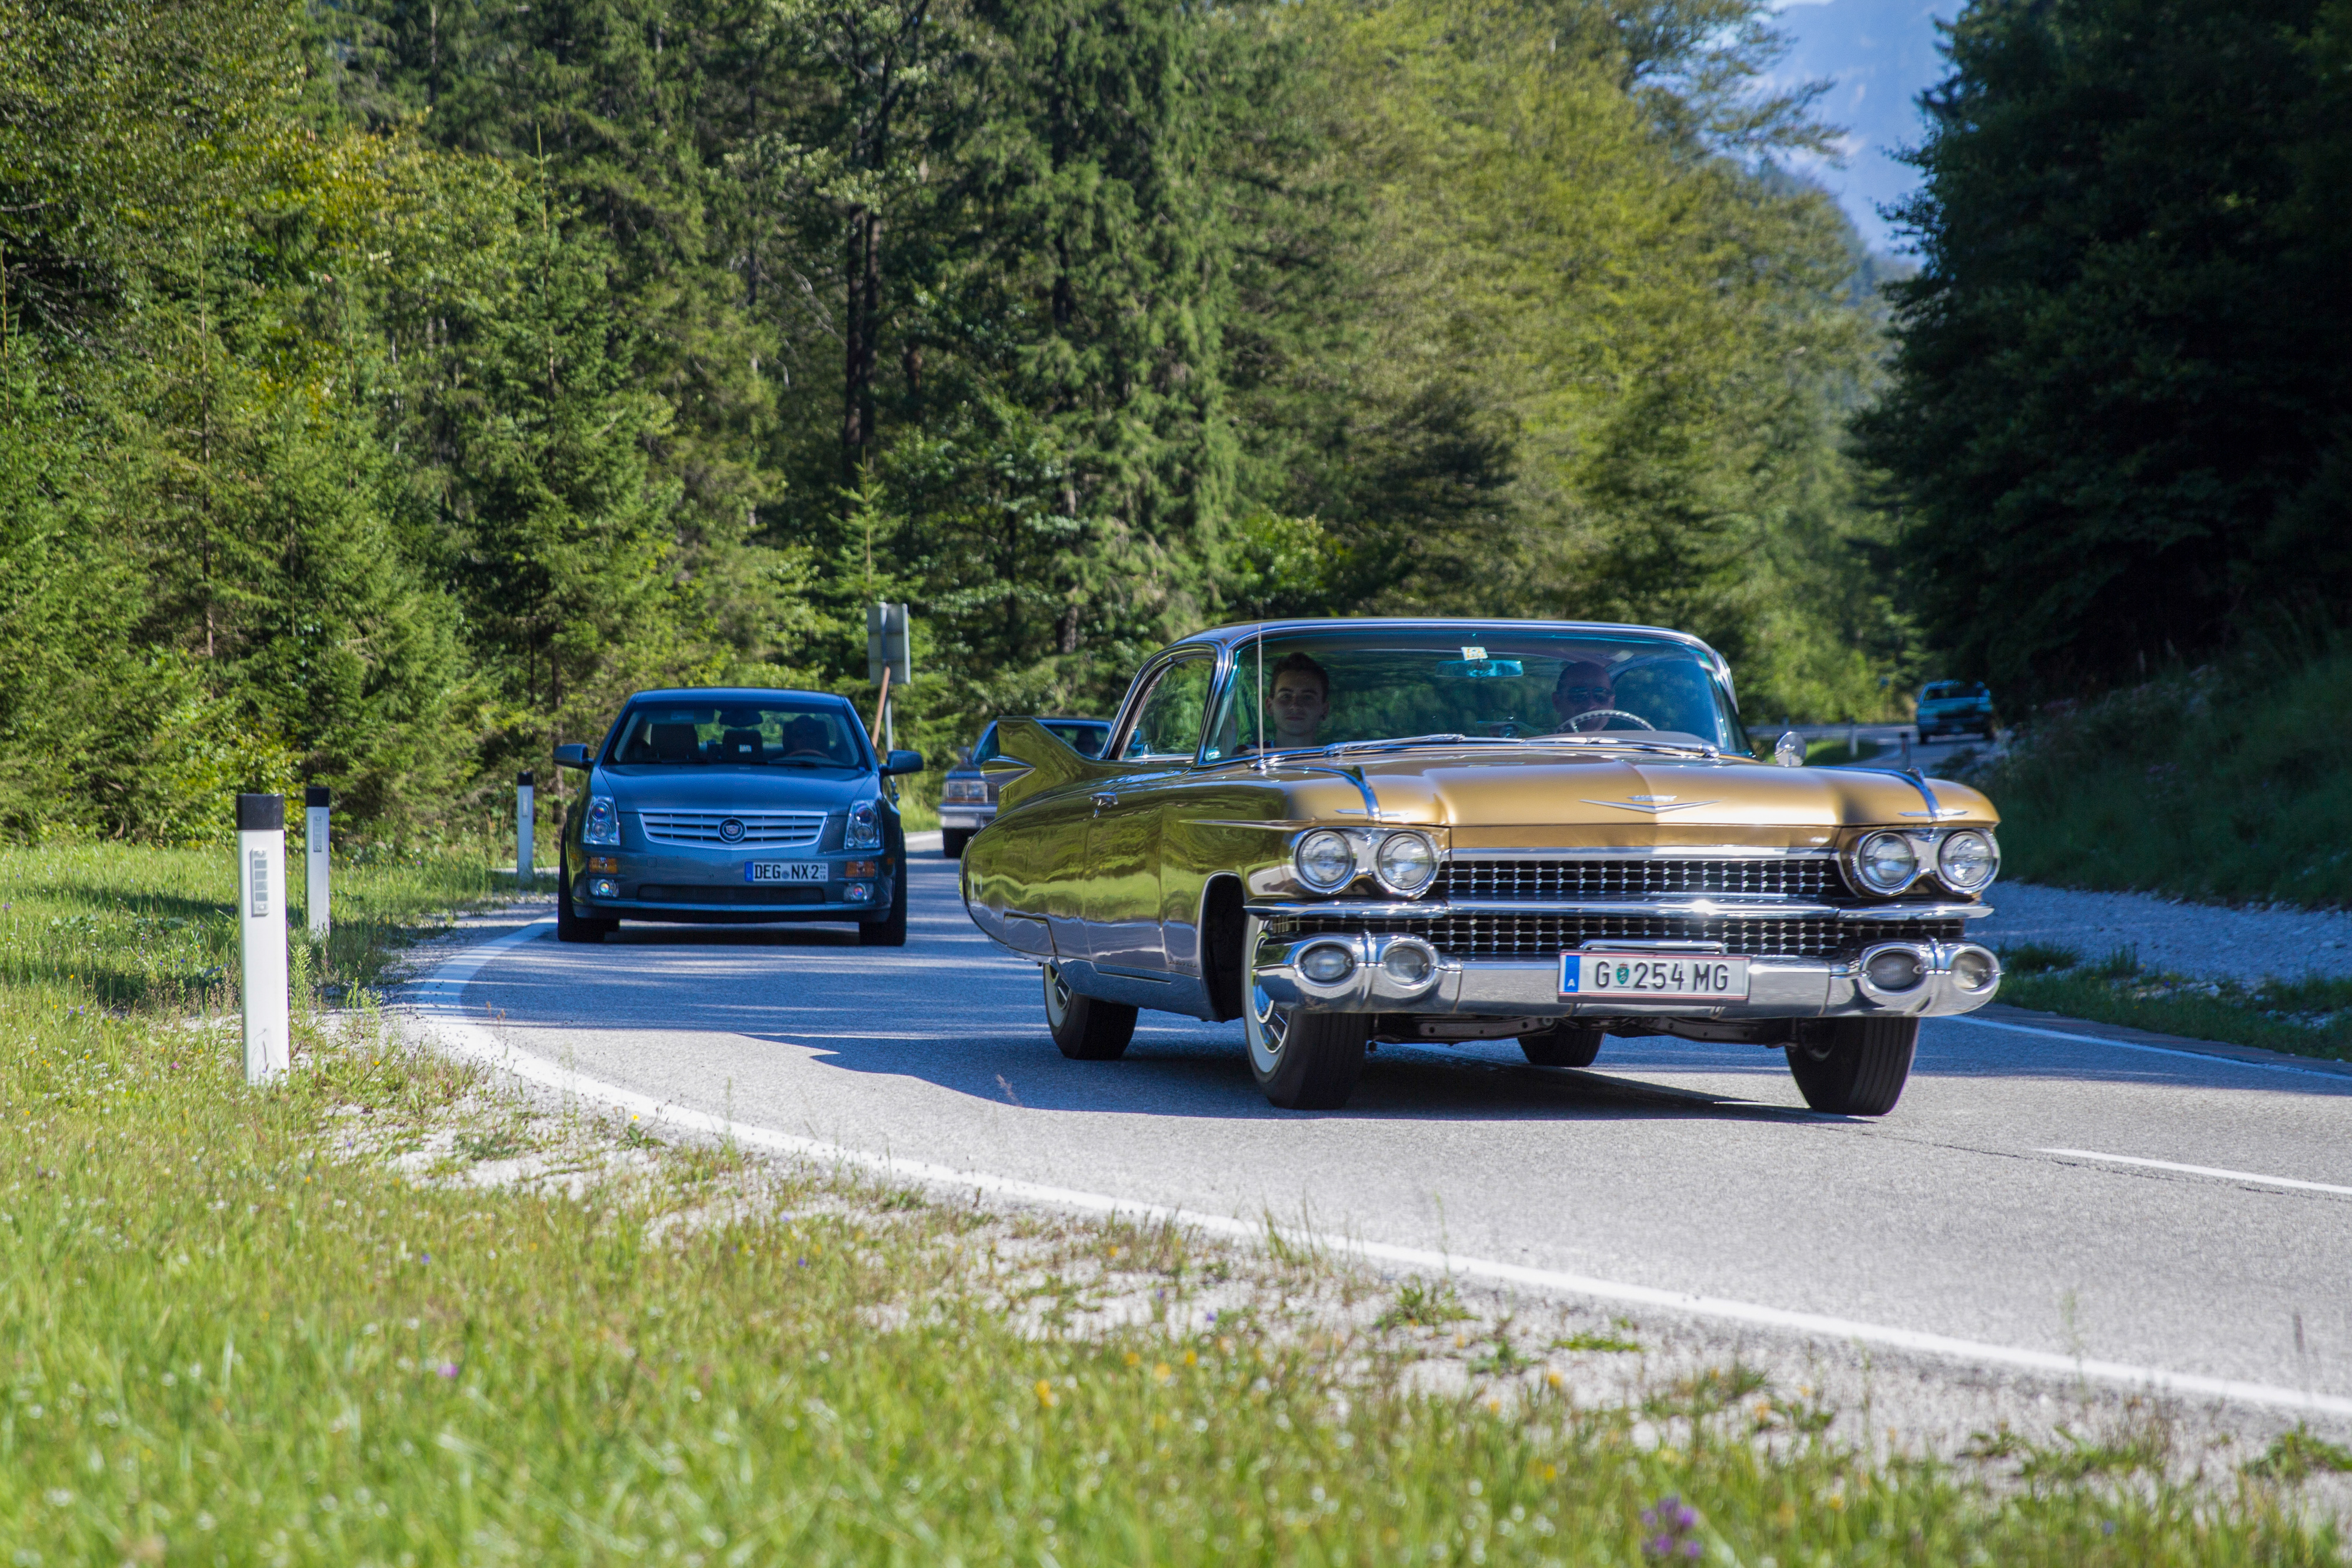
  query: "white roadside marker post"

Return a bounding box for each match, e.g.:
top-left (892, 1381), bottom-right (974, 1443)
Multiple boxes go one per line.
top-left (516, 770), bottom-right (535, 889)
top-left (305, 784), bottom-right (331, 937)
top-left (236, 793), bottom-right (290, 1084)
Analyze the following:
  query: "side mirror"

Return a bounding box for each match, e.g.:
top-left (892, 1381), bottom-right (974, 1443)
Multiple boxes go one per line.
top-left (553, 743), bottom-right (592, 770)
top-left (882, 749), bottom-right (926, 776)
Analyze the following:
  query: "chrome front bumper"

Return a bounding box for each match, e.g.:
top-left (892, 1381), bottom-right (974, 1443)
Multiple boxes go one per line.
top-left (938, 805), bottom-right (996, 830)
top-left (1250, 931), bottom-right (2003, 1020)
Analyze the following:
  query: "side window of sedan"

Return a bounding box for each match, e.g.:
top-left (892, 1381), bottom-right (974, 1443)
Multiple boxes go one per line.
top-left (1122, 657), bottom-right (1215, 759)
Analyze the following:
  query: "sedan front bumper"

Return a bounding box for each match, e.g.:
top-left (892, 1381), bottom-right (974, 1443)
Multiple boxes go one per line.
top-left (1251, 931), bottom-right (2002, 1021)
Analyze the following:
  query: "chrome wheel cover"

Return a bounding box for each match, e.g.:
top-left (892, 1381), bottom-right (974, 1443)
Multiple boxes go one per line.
top-left (1242, 915), bottom-right (1289, 1074)
top-left (1044, 964), bottom-right (1074, 1028)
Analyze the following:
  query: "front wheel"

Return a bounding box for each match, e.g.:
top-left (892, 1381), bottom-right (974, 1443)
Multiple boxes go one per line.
top-left (555, 848), bottom-right (612, 943)
top-left (1045, 963), bottom-right (1135, 1059)
top-left (940, 828), bottom-right (970, 858)
top-left (857, 868), bottom-right (907, 946)
top-left (1242, 917), bottom-right (1366, 1109)
top-left (1519, 1024), bottom-right (1603, 1067)
top-left (1785, 1018), bottom-right (1917, 1115)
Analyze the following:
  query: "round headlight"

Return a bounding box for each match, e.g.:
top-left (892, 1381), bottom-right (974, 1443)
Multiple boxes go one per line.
top-left (1374, 832), bottom-right (1437, 894)
top-left (1937, 829), bottom-right (1999, 892)
top-left (1949, 947), bottom-right (1999, 992)
top-left (1853, 831), bottom-right (1919, 894)
top-left (1298, 942), bottom-right (1356, 983)
top-left (1381, 942), bottom-right (1435, 987)
top-left (1864, 947), bottom-right (1925, 991)
top-left (1294, 830), bottom-right (1357, 891)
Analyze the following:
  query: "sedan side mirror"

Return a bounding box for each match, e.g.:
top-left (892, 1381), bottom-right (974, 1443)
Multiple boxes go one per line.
top-left (882, 749), bottom-right (926, 776)
top-left (553, 743), bottom-right (592, 770)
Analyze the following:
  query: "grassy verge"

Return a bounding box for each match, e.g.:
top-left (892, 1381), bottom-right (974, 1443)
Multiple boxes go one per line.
top-left (1994, 941), bottom-right (2352, 1062)
top-left (1969, 643), bottom-right (2352, 907)
top-left (2, 848), bottom-right (2344, 1562)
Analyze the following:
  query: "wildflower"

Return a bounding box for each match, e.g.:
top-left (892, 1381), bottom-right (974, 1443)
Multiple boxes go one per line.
top-left (1034, 1379), bottom-right (1057, 1409)
top-left (1153, 1362), bottom-right (1173, 1384)
top-left (436, 1363), bottom-right (459, 1379)
top-left (1641, 1495), bottom-right (1702, 1560)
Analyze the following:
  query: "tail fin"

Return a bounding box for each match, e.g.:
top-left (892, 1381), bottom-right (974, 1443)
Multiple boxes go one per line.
top-left (986, 717), bottom-right (1120, 810)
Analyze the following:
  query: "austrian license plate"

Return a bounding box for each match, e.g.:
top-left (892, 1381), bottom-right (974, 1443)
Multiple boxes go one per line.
top-left (745, 860), bottom-right (827, 884)
top-left (1560, 951), bottom-right (1750, 1001)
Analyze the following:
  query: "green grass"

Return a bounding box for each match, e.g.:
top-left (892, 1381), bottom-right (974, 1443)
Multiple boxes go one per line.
top-left (1995, 942), bottom-right (2352, 1062)
top-left (0, 848), bottom-right (2345, 1563)
top-left (1973, 644), bottom-right (2352, 906)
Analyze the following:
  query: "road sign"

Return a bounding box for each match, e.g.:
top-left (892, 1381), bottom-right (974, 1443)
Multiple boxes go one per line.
top-left (867, 602), bottom-right (913, 687)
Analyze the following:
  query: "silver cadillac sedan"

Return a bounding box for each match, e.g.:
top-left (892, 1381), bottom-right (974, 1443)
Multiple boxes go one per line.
top-left (550, 687), bottom-right (924, 945)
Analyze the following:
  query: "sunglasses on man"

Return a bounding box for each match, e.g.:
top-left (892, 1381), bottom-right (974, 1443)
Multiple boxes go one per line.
top-left (1557, 685), bottom-right (1613, 702)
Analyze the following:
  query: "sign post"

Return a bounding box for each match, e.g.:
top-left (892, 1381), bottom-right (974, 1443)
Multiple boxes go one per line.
top-left (516, 771), bottom-right (536, 887)
top-left (236, 793), bottom-right (289, 1084)
top-left (866, 602), bottom-right (913, 751)
top-left (305, 784), bottom-right (331, 936)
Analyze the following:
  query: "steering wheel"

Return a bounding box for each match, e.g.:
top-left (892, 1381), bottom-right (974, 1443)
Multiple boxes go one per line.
top-left (784, 747), bottom-right (834, 760)
top-left (1563, 708), bottom-right (1656, 733)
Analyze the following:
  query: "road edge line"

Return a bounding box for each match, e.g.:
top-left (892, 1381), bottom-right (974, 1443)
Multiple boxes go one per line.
top-left (403, 917), bottom-right (2352, 1424)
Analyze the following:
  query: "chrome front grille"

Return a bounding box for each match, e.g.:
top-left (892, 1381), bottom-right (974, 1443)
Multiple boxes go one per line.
top-left (1285, 913), bottom-right (1965, 962)
top-left (637, 810), bottom-right (826, 848)
top-left (1442, 857), bottom-right (1838, 900)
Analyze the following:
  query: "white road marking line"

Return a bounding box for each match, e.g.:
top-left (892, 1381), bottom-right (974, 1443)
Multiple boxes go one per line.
top-left (2042, 1148), bottom-right (2352, 1196)
top-left (414, 918), bottom-right (2352, 1422)
top-left (1942, 1014), bottom-right (2352, 1081)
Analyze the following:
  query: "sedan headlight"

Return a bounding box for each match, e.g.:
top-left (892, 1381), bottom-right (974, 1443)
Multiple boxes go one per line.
top-left (846, 799), bottom-right (883, 850)
top-left (583, 795), bottom-right (621, 847)
top-left (942, 778), bottom-right (988, 803)
top-left (1851, 830), bottom-right (1919, 894)
top-left (1374, 832), bottom-right (1438, 895)
top-left (1292, 830), bottom-right (1357, 892)
top-left (1936, 829), bottom-right (2000, 892)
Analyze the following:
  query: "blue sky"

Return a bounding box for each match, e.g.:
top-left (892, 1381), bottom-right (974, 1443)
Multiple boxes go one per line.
top-left (1765, 0), bottom-right (1963, 253)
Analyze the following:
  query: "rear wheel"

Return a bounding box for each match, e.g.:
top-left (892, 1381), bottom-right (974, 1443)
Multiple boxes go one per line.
top-left (941, 828), bottom-right (970, 858)
top-left (1785, 1018), bottom-right (1917, 1115)
top-left (857, 867), bottom-right (907, 946)
top-left (555, 848), bottom-right (613, 943)
top-left (1519, 1024), bottom-right (1603, 1068)
top-left (1044, 963), bottom-right (1135, 1059)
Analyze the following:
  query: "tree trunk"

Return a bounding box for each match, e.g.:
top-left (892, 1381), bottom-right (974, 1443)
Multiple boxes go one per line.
top-left (841, 206), bottom-right (883, 483)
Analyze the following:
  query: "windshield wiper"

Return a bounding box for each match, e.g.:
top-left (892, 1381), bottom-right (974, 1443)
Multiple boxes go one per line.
top-left (764, 757), bottom-right (851, 768)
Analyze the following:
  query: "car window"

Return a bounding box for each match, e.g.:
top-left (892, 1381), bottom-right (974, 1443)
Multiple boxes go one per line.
top-left (608, 701), bottom-right (867, 767)
top-left (1043, 721), bottom-right (1110, 758)
top-left (1121, 658), bottom-right (1215, 759)
top-left (971, 724), bottom-right (999, 765)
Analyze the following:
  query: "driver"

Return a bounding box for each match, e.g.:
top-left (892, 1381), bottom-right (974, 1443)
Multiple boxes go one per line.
top-left (1263, 652), bottom-right (1331, 751)
top-left (1552, 660), bottom-right (1621, 730)
top-left (780, 715), bottom-right (833, 758)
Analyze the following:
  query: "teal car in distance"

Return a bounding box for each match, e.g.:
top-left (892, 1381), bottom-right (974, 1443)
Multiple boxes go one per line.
top-left (1915, 681), bottom-right (1997, 742)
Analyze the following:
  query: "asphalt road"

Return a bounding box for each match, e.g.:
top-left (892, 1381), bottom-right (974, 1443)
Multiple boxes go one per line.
top-left (444, 850), bottom-right (2352, 1413)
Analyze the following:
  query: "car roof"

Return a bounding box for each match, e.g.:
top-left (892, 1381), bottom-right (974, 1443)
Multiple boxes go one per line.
top-left (621, 687), bottom-right (855, 706)
top-left (1178, 616), bottom-right (1720, 656)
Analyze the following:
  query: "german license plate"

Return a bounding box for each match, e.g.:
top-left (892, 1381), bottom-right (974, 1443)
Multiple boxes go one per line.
top-left (746, 860), bottom-right (827, 884)
top-left (1561, 951), bottom-right (1750, 1001)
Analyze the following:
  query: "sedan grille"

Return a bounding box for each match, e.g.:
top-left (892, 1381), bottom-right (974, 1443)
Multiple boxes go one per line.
top-left (638, 810), bottom-right (827, 848)
top-left (1285, 912), bottom-right (1966, 962)
top-left (1442, 857), bottom-right (1838, 901)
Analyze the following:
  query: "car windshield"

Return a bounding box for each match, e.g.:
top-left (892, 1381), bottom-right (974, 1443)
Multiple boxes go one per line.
top-left (606, 701), bottom-right (868, 767)
top-left (1921, 681), bottom-right (1986, 700)
top-left (1201, 630), bottom-right (1740, 759)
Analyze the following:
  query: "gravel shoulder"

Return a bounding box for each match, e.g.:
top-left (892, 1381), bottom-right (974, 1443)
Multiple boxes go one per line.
top-left (1976, 881), bottom-right (2352, 984)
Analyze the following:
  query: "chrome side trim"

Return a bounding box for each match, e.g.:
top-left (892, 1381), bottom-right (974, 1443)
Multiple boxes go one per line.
top-left (1841, 901), bottom-right (1992, 921)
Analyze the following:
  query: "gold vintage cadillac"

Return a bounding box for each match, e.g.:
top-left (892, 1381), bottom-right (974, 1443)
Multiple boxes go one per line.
top-left (961, 620), bottom-right (2002, 1113)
